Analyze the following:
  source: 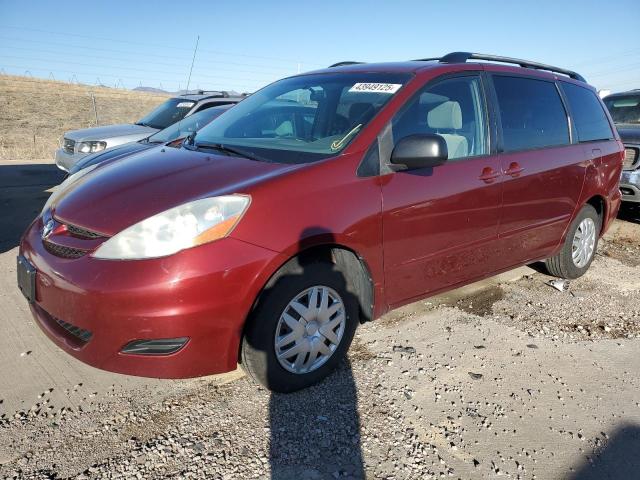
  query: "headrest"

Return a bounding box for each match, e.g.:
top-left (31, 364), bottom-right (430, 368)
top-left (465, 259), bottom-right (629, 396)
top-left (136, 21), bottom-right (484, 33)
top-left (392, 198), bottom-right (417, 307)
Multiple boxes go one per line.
top-left (427, 101), bottom-right (462, 130)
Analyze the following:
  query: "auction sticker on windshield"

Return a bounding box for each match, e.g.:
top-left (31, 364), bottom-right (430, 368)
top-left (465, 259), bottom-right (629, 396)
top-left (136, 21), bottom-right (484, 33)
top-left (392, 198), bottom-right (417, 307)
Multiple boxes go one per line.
top-left (348, 83), bottom-right (402, 94)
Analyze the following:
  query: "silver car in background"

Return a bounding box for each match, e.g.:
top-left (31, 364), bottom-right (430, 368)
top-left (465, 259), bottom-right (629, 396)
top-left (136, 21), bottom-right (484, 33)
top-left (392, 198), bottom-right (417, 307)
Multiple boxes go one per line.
top-left (55, 91), bottom-right (245, 171)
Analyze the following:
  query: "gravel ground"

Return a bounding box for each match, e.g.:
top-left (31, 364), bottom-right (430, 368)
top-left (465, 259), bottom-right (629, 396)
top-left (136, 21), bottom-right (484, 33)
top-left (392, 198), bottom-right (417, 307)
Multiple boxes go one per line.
top-left (1, 212), bottom-right (639, 479)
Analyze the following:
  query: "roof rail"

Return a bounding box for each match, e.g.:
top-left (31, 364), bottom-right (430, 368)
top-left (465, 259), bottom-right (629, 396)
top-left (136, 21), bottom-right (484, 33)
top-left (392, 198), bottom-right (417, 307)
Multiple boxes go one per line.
top-left (182, 90), bottom-right (230, 98)
top-left (329, 61), bottom-right (364, 68)
top-left (414, 52), bottom-right (586, 83)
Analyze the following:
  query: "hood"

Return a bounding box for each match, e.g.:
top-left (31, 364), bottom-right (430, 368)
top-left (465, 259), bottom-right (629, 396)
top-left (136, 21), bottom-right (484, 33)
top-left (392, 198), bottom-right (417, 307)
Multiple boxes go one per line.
top-left (52, 147), bottom-right (299, 236)
top-left (615, 124), bottom-right (640, 144)
top-left (69, 141), bottom-right (155, 174)
top-left (65, 123), bottom-right (158, 141)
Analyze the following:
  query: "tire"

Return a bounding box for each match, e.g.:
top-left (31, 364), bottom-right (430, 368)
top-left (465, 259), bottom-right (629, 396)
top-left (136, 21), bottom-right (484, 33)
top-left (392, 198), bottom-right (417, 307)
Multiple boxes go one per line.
top-left (545, 204), bottom-right (601, 279)
top-left (240, 260), bottom-right (359, 393)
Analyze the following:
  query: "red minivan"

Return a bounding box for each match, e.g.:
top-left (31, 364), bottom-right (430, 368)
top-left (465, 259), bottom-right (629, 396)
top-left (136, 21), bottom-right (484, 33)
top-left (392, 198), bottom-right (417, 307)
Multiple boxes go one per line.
top-left (18, 53), bottom-right (623, 392)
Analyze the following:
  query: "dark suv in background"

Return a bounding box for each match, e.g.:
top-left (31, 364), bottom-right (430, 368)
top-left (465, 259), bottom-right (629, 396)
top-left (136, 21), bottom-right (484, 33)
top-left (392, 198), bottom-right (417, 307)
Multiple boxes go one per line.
top-left (603, 90), bottom-right (640, 203)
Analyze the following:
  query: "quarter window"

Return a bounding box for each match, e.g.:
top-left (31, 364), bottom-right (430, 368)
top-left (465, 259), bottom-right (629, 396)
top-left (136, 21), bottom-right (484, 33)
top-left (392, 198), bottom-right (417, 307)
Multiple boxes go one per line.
top-left (493, 76), bottom-right (570, 152)
top-left (563, 83), bottom-right (614, 142)
top-left (391, 76), bottom-right (488, 160)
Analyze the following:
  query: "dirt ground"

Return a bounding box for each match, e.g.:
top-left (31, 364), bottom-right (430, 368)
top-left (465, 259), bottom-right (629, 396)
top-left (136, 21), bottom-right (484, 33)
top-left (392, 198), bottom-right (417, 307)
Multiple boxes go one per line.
top-left (0, 75), bottom-right (168, 160)
top-left (0, 161), bottom-right (638, 479)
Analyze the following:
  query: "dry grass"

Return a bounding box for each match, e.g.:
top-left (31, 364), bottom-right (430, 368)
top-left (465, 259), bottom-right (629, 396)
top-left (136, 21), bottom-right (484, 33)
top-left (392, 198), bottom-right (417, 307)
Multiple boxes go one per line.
top-left (0, 75), bottom-right (170, 160)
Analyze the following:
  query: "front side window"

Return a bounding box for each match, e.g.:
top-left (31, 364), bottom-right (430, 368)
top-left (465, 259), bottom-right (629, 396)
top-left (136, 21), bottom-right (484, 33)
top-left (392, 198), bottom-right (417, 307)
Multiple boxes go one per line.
top-left (604, 94), bottom-right (640, 125)
top-left (191, 72), bottom-right (411, 164)
top-left (137, 98), bottom-right (196, 130)
top-left (563, 83), bottom-right (614, 142)
top-left (391, 75), bottom-right (488, 160)
top-left (493, 76), bottom-right (570, 152)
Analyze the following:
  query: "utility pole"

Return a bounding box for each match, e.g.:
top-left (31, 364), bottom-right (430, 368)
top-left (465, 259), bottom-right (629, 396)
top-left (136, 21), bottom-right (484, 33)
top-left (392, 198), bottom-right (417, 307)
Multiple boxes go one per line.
top-left (90, 92), bottom-right (99, 125)
top-left (186, 35), bottom-right (200, 93)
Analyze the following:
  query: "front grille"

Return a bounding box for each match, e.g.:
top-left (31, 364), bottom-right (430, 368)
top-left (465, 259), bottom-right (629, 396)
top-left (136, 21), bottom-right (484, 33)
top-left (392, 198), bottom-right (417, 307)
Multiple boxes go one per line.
top-left (54, 317), bottom-right (93, 343)
top-left (623, 147), bottom-right (639, 170)
top-left (63, 138), bottom-right (75, 154)
top-left (66, 223), bottom-right (104, 239)
top-left (43, 240), bottom-right (87, 259)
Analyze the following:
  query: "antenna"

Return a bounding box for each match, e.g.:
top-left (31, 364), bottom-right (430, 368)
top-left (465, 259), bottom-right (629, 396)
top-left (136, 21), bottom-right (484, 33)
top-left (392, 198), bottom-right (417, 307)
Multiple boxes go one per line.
top-left (186, 34), bottom-right (200, 93)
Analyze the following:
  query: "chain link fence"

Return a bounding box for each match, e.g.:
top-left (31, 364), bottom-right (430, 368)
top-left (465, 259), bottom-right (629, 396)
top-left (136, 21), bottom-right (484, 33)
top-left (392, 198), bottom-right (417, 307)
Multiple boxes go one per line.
top-left (0, 75), bottom-right (169, 160)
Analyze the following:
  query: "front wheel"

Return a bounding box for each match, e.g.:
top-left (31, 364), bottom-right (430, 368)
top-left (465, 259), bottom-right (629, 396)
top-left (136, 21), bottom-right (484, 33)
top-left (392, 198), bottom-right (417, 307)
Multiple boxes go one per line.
top-left (240, 260), bottom-right (359, 393)
top-left (545, 204), bottom-right (601, 279)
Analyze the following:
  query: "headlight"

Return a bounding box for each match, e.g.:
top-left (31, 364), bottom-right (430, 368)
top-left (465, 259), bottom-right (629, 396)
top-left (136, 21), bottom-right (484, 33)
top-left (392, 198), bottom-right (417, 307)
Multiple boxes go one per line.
top-left (93, 195), bottom-right (250, 260)
top-left (77, 141), bottom-right (106, 153)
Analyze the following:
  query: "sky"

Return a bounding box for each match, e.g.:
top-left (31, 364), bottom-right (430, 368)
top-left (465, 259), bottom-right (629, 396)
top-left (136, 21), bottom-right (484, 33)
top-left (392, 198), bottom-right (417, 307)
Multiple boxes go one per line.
top-left (0, 0), bottom-right (638, 94)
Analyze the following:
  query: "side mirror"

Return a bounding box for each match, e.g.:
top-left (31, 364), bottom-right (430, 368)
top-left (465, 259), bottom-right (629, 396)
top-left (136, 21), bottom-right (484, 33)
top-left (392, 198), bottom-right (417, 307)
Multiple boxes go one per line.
top-left (390, 134), bottom-right (448, 170)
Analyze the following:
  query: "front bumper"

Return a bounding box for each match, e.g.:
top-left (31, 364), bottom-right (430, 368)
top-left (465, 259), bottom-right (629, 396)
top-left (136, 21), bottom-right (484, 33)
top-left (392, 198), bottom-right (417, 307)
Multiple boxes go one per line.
top-left (19, 217), bottom-right (284, 378)
top-left (620, 169), bottom-right (640, 203)
top-left (55, 148), bottom-right (88, 172)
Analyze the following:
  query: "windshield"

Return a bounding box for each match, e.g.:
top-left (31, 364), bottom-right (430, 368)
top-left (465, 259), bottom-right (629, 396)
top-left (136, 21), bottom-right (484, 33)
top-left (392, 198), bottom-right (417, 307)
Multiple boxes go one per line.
top-left (604, 95), bottom-right (640, 125)
top-left (137, 98), bottom-right (197, 129)
top-left (148, 106), bottom-right (230, 144)
top-left (191, 72), bottom-right (412, 164)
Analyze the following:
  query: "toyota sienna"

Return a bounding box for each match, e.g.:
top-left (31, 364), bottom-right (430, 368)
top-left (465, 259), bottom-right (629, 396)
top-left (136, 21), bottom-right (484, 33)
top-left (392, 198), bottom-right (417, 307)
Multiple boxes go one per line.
top-left (18, 53), bottom-right (623, 392)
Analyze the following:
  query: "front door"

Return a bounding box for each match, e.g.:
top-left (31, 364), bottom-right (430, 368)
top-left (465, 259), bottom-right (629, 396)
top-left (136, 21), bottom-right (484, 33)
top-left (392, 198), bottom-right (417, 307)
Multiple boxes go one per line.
top-left (380, 74), bottom-right (503, 307)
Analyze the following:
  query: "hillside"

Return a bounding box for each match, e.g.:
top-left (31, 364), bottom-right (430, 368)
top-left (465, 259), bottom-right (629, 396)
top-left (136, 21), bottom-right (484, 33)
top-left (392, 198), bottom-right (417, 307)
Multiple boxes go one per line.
top-left (0, 75), bottom-right (170, 161)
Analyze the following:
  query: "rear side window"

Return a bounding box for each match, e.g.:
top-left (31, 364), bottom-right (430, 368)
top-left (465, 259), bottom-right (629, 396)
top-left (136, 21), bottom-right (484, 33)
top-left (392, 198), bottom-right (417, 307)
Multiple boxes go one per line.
top-left (563, 83), bottom-right (614, 142)
top-left (493, 76), bottom-right (570, 152)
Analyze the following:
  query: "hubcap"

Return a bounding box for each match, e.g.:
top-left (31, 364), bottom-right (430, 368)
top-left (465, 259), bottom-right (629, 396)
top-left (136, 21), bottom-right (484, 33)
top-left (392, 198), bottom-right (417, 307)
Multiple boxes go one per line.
top-left (274, 285), bottom-right (346, 374)
top-left (572, 218), bottom-right (596, 268)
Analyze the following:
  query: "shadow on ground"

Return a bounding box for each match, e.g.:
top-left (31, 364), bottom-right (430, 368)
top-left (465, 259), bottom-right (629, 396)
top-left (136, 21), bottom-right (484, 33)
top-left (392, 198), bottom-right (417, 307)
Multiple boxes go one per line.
top-left (618, 202), bottom-right (640, 224)
top-left (568, 423), bottom-right (640, 480)
top-left (269, 360), bottom-right (364, 479)
top-left (0, 163), bottom-right (64, 253)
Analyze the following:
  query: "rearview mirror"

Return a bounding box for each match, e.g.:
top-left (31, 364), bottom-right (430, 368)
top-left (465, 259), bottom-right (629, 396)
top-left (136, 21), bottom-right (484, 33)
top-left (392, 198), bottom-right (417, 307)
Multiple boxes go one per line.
top-left (390, 134), bottom-right (448, 170)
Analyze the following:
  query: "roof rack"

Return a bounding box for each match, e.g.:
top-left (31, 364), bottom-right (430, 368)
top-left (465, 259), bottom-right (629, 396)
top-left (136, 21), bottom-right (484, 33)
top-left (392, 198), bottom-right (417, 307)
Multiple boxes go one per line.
top-left (328, 61), bottom-right (364, 68)
top-left (181, 90), bottom-right (230, 98)
top-left (414, 52), bottom-right (586, 83)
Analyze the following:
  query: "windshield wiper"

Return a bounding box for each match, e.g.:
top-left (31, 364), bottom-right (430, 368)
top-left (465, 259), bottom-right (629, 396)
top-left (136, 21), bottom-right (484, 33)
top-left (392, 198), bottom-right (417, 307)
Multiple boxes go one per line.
top-left (188, 140), bottom-right (269, 162)
top-left (196, 142), bottom-right (266, 162)
top-left (182, 132), bottom-right (270, 162)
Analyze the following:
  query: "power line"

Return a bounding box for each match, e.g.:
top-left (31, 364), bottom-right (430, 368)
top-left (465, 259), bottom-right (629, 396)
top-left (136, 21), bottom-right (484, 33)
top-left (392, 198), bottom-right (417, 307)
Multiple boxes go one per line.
top-left (0, 65), bottom-right (259, 91)
top-left (0, 46), bottom-right (291, 78)
top-left (570, 49), bottom-right (640, 69)
top-left (0, 36), bottom-right (302, 73)
top-left (0, 55), bottom-right (280, 86)
top-left (0, 24), bottom-right (325, 66)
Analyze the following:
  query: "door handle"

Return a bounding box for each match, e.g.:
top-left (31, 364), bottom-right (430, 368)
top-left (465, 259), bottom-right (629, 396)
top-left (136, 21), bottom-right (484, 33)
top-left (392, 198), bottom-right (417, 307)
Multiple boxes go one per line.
top-left (504, 162), bottom-right (524, 177)
top-left (479, 167), bottom-right (500, 183)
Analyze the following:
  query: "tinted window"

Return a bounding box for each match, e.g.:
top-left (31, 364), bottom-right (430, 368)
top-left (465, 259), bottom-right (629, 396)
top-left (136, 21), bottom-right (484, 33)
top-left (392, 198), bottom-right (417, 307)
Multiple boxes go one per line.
top-left (493, 76), bottom-right (569, 152)
top-left (137, 98), bottom-right (196, 129)
top-left (563, 83), bottom-right (614, 142)
top-left (604, 94), bottom-right (640, 125)
top-left (392, 76), bottom-right (488, 160)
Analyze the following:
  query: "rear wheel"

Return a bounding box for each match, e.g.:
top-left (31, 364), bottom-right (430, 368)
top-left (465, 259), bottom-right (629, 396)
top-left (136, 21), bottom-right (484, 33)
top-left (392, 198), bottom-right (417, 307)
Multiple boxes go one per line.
top-left (240, 260), bottom-right (358, 393)
top-left (545, 204), bottom-right (600, 279)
